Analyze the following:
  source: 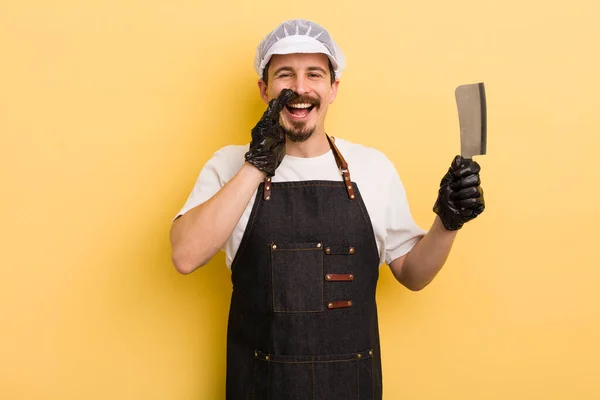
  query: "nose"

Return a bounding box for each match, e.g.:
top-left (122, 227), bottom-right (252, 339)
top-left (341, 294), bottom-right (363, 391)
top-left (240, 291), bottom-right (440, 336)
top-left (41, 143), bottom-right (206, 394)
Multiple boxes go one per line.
top-left (290, 75), bottom-right (310, 95)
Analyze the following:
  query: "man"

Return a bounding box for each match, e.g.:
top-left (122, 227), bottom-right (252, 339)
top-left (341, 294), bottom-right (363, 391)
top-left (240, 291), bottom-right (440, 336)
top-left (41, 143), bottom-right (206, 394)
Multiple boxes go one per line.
top-left (170, 19), bottom-right (484, 400)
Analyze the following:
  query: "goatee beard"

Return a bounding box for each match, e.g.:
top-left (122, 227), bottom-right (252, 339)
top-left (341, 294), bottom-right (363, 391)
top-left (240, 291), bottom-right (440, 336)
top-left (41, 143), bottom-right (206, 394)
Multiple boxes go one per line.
top-left (283, 124), bottom-right (316, 143)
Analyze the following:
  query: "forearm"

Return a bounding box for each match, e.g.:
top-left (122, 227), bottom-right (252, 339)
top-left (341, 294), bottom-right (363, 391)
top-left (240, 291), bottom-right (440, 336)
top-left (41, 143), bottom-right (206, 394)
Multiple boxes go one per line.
top-left (170, 163), bottom-right (265, 274)
top-left (393, 216), bottom-right (457, 291)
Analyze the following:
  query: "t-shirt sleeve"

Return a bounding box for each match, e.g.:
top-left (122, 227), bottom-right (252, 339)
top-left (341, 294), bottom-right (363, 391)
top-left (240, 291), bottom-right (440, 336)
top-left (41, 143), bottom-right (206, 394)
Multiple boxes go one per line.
top-left (384, 161), bottom-right (427, 265)
top-left (173, 145), bottom-right (245, 221)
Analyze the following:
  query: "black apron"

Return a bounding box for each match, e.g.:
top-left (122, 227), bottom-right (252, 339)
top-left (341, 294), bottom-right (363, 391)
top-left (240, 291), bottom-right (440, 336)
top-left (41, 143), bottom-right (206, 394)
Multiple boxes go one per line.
top-left (226, 136), bottom-right (383, 399)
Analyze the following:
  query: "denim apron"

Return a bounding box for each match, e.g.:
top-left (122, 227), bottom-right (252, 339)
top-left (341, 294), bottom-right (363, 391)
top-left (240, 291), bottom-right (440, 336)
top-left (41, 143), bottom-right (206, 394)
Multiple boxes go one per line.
top-left (226, 136), bottom-right (383, 399)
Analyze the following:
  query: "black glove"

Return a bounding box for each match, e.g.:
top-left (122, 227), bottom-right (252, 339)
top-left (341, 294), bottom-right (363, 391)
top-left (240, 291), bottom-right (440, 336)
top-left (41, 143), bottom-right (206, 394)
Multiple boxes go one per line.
top-left (244, 89), bottom-right (296, 177)
top-left (433, 155), bottom-right (485, 231)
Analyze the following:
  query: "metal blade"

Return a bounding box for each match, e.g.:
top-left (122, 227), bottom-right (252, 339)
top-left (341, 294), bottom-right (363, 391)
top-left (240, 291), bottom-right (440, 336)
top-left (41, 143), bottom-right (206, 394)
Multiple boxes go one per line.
top-left (455, 82), bottom-right (487, 159)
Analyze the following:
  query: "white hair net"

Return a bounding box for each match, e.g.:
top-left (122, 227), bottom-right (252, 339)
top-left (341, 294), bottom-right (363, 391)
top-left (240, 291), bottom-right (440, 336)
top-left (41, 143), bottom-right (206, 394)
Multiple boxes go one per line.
top-left (254, 19), bottom-right (346, 80)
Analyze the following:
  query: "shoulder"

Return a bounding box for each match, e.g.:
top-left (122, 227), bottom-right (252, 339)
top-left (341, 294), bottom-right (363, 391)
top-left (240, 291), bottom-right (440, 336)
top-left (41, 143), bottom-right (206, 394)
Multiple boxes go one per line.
top-left (333, 137), bottom-right (397, 176)
top-left (203, 144), bottom-right (249, 181)
top-left (211, 144), bottom-right (249, 162)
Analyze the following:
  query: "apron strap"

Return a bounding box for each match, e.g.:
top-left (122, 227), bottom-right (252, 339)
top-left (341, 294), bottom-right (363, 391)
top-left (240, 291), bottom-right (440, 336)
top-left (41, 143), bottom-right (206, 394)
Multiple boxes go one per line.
top-left (263, 135), bottom-right (356, 201)
top-left (327, 135), bottom-right (356, 200)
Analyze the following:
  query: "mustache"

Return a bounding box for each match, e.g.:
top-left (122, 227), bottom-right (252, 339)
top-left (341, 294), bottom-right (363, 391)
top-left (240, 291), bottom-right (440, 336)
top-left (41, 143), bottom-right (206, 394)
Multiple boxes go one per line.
top-left (284, 92), bottom-right (321, 109)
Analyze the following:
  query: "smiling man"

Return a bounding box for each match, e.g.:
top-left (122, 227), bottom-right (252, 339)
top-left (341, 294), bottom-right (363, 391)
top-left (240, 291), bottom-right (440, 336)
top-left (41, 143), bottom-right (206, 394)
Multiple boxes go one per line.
top-left (170, 19), bottom-right (485, 400)
top-left (262, 52), bottom-right (334, 145)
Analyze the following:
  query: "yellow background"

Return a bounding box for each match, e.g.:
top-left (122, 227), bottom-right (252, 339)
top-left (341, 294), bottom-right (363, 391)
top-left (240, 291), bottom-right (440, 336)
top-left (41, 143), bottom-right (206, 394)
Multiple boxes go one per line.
top-left (2, 0), bottom-right (599, 398)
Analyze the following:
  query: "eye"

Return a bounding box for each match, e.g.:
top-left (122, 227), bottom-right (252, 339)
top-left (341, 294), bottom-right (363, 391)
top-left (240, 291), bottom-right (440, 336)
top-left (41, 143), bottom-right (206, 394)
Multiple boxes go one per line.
top-left (277, 73), bottom-right (292, 78)
top-left (309, 73), bottom-right (323, 78)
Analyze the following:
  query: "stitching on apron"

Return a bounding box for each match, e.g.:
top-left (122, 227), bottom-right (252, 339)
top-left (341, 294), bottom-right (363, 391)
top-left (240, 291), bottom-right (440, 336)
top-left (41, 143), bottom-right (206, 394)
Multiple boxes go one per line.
top-left (270, 247), bottom-right (275, 313)
top-left (252, 358), bottom-right (257, 400)
top-left (273, 248), bottom-right (322, 252)
top-left (320, 253), bottom-right (324, 312)
top-left (272, 184), bottom-right (344, 188)
top-left (354, 187), bottom-right (381, 264)
top-left (256, 357), bottom-right (372, 364)
top-left (371, 354), bottom-right (375, 399)
top-left (355, 194), bottom-right (371, 231)
top-left (357, 358), bottom-right (360, 400)
top-left (312, 357), bottom-right (316, 400)
top-left (244, 194), bottom-right (262, 244)
top-left (230, 189), bottom-right (263, 272)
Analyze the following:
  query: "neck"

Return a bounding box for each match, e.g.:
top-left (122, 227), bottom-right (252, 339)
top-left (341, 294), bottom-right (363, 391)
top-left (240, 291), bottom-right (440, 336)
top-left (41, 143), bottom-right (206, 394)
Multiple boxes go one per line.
top-left (285, 130), bottom-right (331, 158)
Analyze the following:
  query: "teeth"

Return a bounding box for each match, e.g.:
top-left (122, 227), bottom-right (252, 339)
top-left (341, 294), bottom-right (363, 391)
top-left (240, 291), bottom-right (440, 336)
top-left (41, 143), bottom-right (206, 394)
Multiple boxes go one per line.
top-left (288, 103), bottom-right (312, 109)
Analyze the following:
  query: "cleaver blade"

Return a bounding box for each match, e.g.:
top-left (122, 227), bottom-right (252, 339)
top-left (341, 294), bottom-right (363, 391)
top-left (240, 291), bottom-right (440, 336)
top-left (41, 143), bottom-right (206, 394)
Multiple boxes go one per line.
top-left (455, 82), bottom-right (487, 160)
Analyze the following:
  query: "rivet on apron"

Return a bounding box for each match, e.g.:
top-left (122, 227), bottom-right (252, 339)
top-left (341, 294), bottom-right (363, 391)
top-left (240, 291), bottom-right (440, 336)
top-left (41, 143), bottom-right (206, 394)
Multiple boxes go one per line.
top-left (266, 177), bottom-right (271, 182)
top-left (347, 185), bottom-right (352, 190)
top-left (265, 196), bottom-right (271, 201)
top-left (271, 244), bottom-right (277, 250)
top-left (254, 351), bottom-right (258, 357)
top-left (357, 353), bottom-right (362, 359)
top-left (317, 243), bottom-right (322, 248)
top-left (328, 302), bottom-right (333, 309)
top-left (325, 247), bottom-right (331, 254)
top-left (369, 350), bottom-right (373, 356)
top-left (325, 275), bottom-right (331, 281)
top-left (349, 274), bottom-right (354, 280)
top-left (347, 301), bottom-right (352, 306)
top-left (266, 185), bottom-right (270, 190)
top-left (265, 355), bottom-right (270, 361)
top-left (350, 195), bottom-right (355, 199)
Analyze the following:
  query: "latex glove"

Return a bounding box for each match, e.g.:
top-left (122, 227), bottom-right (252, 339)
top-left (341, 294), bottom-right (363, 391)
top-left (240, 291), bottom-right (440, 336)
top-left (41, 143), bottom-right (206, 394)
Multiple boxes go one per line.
top-left (244, 89), bottom-right (296, 177)
top-left (433, 155), bottom-right (485, 231)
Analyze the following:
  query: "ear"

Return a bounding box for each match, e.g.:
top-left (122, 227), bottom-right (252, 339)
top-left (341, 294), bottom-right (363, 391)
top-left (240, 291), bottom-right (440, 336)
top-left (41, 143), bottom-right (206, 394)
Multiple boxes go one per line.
top-left (329, 79), bottom-right (340, 104)
top-left (258, 79), bottom-right (269, 104)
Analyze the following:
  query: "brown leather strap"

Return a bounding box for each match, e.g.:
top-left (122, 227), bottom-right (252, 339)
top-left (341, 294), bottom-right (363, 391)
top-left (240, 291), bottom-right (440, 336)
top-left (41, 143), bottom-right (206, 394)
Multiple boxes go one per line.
top-left (326, 135), bottom-right (356, 200)
top-left (325, 274), bottom-right (355, 282)
top-left (327, 300), bottom-right (353, 309)
top-left (263, 176), bottom-right (272, 200)
top-left (262, 135), bottom-right (355, 201)
top-left (324, 245), bottom-right (356, 255)
top-left (326, 135), bottom-right (348, 170)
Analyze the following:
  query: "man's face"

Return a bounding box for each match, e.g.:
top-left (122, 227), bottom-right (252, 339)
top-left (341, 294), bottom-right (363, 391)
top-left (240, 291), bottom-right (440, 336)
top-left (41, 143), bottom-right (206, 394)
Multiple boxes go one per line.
top-left (259, 53), bottom-right (339, 143)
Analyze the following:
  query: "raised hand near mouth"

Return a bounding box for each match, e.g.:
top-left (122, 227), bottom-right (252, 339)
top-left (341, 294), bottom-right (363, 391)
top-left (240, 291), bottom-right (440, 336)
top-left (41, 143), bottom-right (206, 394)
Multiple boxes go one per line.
top-left (245, 89), bottom-right (297, 177)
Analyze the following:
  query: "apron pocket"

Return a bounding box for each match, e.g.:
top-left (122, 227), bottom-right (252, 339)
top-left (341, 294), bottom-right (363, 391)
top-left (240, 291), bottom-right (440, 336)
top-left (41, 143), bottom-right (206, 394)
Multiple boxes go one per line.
top-left (270, 242), bottom-right (324, 313)
top-left (252, 349), bottom-right (375, 400)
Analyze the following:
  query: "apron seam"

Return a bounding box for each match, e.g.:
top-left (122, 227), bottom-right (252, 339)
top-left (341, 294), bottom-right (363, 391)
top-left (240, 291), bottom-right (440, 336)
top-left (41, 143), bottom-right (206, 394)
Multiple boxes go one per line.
top-left (312, 357), bottom-right (316, 400)
top-left (230, 186), bottom-right (263, 272)
top-left (357, 358), bottom-right (360, 400)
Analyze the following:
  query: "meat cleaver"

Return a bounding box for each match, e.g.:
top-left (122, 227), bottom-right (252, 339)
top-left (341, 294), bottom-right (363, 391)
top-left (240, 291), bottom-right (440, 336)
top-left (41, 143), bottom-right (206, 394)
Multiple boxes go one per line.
top-left (455, 82), bottom-right (487, 160)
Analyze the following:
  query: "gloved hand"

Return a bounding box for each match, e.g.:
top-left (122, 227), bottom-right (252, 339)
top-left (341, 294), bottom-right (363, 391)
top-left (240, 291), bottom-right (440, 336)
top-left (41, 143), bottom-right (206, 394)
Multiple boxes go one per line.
top-left (244, 89), bottom-right (296, 177)
top-left (433, 155), bottom-right (485, 231)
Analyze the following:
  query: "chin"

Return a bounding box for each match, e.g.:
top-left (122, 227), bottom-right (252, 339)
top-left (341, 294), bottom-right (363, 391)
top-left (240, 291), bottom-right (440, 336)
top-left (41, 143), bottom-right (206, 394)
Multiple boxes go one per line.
top-left (286, 132), bottom-right (313, 143)
top-left (284, 125), bottom-right (317, 143)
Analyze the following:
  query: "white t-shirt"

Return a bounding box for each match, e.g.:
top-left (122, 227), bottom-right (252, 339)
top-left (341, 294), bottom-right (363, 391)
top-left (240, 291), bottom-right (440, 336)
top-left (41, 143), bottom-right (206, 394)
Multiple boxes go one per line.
top-left (175, 138), bottom-right (427, 269)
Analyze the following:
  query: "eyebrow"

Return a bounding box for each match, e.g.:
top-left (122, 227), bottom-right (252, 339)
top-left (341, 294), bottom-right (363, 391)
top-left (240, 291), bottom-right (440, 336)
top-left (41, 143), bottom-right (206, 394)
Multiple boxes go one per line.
top-left (272, 66), bottom-right (328, 75)
top-left (307, 66), bottom-right (328, 74)
top-left (272, 66), bottom-right (294, 76)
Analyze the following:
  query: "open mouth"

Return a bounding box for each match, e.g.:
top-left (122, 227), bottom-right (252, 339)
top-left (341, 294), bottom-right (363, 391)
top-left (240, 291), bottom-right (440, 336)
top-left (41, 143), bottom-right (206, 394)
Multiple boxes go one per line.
top-left (285, 103), bottom-right (316, 119)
